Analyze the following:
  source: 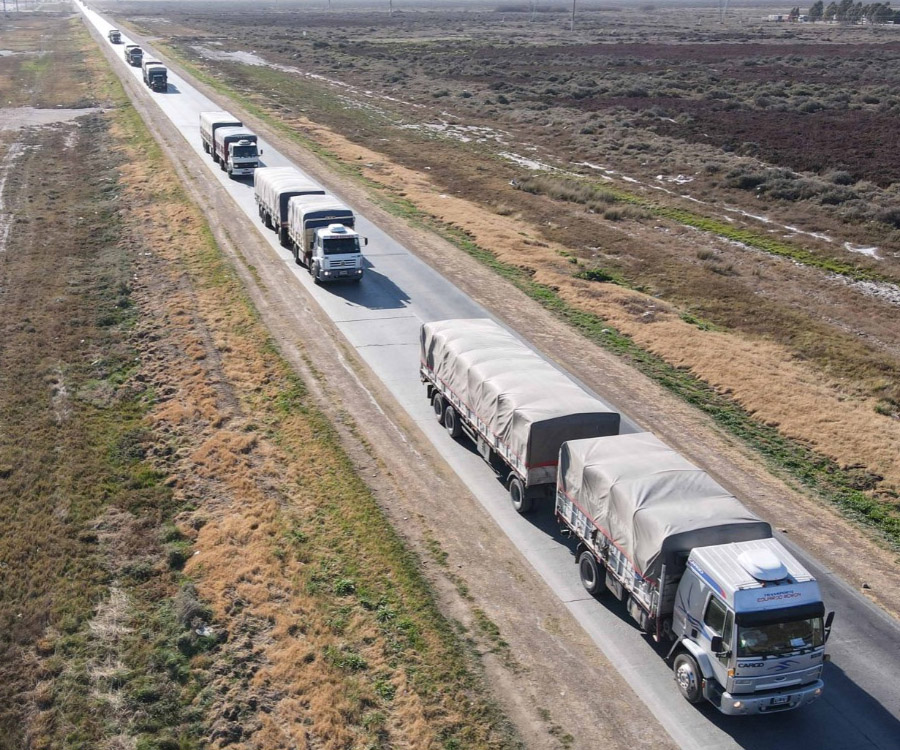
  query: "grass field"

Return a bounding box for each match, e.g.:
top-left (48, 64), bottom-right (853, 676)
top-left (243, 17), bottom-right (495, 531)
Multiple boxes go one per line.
top-left (0, 14), bottom-right (517, 749)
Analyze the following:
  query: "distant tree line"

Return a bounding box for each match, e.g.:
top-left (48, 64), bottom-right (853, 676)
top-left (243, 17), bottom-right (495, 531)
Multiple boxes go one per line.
top-left (806, 0), bottom-right (900, 23)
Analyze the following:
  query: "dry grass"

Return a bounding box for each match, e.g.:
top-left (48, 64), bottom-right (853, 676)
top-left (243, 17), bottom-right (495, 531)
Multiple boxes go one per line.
top-left (2, 14), bottom-right (515, 749)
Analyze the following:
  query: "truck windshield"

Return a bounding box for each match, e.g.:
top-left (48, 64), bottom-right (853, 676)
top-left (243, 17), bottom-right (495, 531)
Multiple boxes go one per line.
top-left (737, 617), bottom-right (824, 657)
top-left (232, 145), bottom-right (257, 158)
top-left (323, 237), bottom-right (360, 255)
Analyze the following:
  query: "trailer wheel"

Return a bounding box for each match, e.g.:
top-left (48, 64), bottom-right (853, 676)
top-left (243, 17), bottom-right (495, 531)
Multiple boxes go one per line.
top-left (432, 394), bottom-right (445, 425)
top-left (263, 211), bottom-right (272, 230)
top-left (673, 653), bottom-right (703, 704)
top-left (203, 142), bottom-right (209, 154)
top-left (578, 550), bottom-right (605, 596)
top-left (509, 477), bottom-right (533, 514)
top-left (443, 405), bottom-right (462, 439)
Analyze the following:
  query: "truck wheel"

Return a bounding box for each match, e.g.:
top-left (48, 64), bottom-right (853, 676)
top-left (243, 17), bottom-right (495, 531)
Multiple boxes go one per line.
top-left (578, 550), bottom-right (605, 595)
top-left (673, 653), bottom-right (704, 704)
top-left (310, 261), bottom-right (320, 284)
top-left (264, 212), bottom-right (273, 230)
top-left (509, 477), bottom-right (533, 514)
top-left (203, 142), bottom-right (209, 154)
top-left (279, 229), bottom-right (290, 248)
top-left (443, 405), bottom-right (462, 439)
top-left (432, 393), bottom-right (445, 425)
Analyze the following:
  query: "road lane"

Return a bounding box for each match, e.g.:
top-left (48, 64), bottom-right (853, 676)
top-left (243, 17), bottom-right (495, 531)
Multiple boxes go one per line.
top-left (77, 5), bottom-right (900, 748)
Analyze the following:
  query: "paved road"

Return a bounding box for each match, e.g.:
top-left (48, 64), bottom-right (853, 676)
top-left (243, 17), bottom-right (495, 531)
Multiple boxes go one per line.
top-left (77, 5), bottom-right (900, 748)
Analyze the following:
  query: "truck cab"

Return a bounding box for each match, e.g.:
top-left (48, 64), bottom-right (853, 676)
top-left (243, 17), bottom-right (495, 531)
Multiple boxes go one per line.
top-left (108, 29), bottom-right (122, 44)
top-left (310, 224), bottom-right (365, 283)
top-left (213, 127), bottom-right (260, 178)
top-left (671, 538), bottom-right (833, 714)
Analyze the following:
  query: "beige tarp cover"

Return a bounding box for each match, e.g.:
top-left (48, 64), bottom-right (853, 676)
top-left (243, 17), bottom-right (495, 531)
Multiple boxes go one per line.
top-left (558, 433), bottom-right (771, 580)
top-left (420, 319), bottom-right (620, 472)
top-left (253, 167), bottom-right (324, 223)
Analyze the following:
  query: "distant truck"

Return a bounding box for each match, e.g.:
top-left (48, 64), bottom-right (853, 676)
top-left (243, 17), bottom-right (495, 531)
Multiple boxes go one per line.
top-left (123, 44), bottom-right (143, 67)
top-left (107, 28), bottom-right (122, 44)
top-left (141, 60), bottom-right (167, 92)
top-left (213, 126), bottom-right (261, 178)
top-left (198, 111), bottom-right (242, 160)
top-left (556, 432), bottom-right (834, 715)
top-left (286, 195), bottom-right (365, 282)
top-left (253, 167), bottom-right (324, 247)
top-left (420, 318), bottom-right (620, 511)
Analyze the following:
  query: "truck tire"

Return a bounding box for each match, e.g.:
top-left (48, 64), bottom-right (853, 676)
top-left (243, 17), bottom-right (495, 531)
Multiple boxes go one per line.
top-left (443, 405), bottom-right (462, 439)
top-left (263, 211), bottom-right (272, 230)
top-left (279, 228), bottom-right (290, 248)
top-left (432, 393), bottom-right (445, 425)
top-left (578, 550), bottom-right (605, 595)
top-left (310, 261), bottom-right (320, 284)
top-left (203, 141), bottom-right (209, 154)
top-left (673, 653), bottom-right (704, 704)
top-left (509, 476), bottom-right (533, 514)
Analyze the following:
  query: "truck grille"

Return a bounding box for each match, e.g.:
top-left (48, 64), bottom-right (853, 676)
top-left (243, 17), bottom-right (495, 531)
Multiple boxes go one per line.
top-left (329, 259), bottom-right (357, 269)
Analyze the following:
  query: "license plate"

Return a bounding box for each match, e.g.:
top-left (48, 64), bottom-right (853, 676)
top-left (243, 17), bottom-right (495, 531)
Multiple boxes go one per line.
top-left (770, 696), bottom-right (790, 706)
top-left (339, 270), bottom-right (348, 276)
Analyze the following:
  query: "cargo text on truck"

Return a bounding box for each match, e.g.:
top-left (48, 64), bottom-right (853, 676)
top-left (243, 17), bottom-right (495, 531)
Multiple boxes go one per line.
top-left (420, 318), bottom-right (834, 716)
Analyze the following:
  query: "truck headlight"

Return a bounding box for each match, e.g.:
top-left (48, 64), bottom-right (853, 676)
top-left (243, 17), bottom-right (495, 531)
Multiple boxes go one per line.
top-left (814, 687), bottom-right (823, 697)
top-left (732, 701), bottom-right (742, 710)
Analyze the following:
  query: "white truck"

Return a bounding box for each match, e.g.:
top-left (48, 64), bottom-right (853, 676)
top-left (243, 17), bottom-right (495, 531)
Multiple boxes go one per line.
top-left (557, 432), bottom-right (834, 715)
top-left (286, 195), bottom-right (365, 283)
top-left (420, 318), bottom-right (620, 511)
top-left (254, 167), bottom-right (324, 247)
top-left (107, 29), bottom-right (122, 44)
top-left (199, 111), bottom-right (241, 161)
top-left (141, 59), bottom-right (167, 92)
top-left (212, 126), bottom-right (261, 178)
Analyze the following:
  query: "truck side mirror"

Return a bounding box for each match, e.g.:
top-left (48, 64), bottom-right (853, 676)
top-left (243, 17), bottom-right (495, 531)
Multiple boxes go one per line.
top-left (259, 149), bottom-right (263, 156)
top-left (364, 237), bottom-right (369, 246)
top-left (709, 635), bottom-right (724, 654)
top-left (824, 611), bottom-right (835, 642)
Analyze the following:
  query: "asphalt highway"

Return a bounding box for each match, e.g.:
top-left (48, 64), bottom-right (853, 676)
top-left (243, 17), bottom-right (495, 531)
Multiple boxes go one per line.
top-left (76, 5), bottom-right (900, 748)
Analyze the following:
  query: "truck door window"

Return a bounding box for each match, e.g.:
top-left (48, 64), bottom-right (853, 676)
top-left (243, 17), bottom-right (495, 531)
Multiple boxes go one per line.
top-left (704, 596), bottom-right (727, 637)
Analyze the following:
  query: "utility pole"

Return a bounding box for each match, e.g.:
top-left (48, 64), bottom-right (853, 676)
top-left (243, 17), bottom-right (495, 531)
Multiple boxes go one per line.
top-left (571, 0), bottom-right (576, 31)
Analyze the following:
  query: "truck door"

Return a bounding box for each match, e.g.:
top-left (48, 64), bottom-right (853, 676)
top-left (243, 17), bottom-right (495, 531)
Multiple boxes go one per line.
top-left (703, 595), bottom-right (734, 688)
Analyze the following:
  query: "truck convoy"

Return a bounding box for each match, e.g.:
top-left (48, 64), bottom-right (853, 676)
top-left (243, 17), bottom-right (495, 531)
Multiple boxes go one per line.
top-left (107, 28), bottom-right (121, 44)
top-left (123, 44), bottom-right (142, 67)
top-left (420, 318), bottom-right (620, 511)
top-left (141, 59), bottom-right (168, 92)
top-left (213, 127), bottom-right (261, 178)
top-left (286, 195), bottom-right (366, 283)
top-left (254, 167), bottom-right (324, 247)
top-left (421, 318), bottom-right (833, 715)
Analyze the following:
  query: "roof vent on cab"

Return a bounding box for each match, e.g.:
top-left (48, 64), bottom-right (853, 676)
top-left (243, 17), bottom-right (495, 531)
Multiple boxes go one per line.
top-left (327, 223), bottom-right (349, 233)
top-left (737, 548), bottom-right (788, 582)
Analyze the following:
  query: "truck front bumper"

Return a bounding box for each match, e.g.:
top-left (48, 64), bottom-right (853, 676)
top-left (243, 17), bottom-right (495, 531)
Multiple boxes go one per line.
top-left (318, 268), bottom-right (363, 282)
top-left (712, 679), bottom-right (824, 715)
top-left (230, 166), bottom-right (257, 176)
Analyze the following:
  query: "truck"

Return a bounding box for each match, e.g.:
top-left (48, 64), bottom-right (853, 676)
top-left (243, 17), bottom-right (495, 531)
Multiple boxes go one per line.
top-left (286, 195), bottom-right (366, 283)
top-left (199, 111), bottom-right (242, 160)
top-left (420, 318), bottom-right (620, 512)
top-left (123, 44), bottom-right (143, 67)
top-left (556, 431), bottom-right (834, 715)
top-left (213, 126), bottom-right (261, 178)
top-left (107, 29), bottom-right (122, 44)
top-left (253, 167), bottom-right (325, 247)
top-left (141, 60), bottom-right (167, 92)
